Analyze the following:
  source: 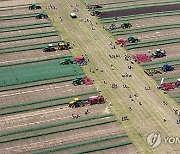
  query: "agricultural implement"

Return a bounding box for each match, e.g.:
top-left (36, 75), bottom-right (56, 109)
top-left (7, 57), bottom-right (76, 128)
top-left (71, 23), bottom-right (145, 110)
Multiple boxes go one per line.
top-left (157, 78), bottom-right (179, 91)
top-left (107, 23), bottom-right (117, 30)
top-left (115, 39), bottom-right (128, 46)
top-left (72, 76), bottom-right (93, 86)
top-left (162, 64), bottom-right (174, 72)
top-left (59, 57), bottom-right (74, 65)
top-left (69, 95), bottom-right (105, 108)
top-left (43, 44), bottom-right (56, 52)
top-left (91, 9), bottom-right (105, 16)
top-left (121, 22), bottom-right (132, 29)
top-left (144, 69), bottom-right (162, 76)
top-left (128, 36), bottom-right (139, 43)
top-left (58, 41), bottom-right (71, 50)
top-left (29, 4), bottom-right (41, 9)
top-left (87, 4), bottom-right (102, 9)
top-left (35, 12), bottom-right (48, 19)
top-left (74, 56), bottom-right (87, 66)
top-left (133, 54), bottom-right (151, 63)
top-left (152, 49), bottom-right (166, 59)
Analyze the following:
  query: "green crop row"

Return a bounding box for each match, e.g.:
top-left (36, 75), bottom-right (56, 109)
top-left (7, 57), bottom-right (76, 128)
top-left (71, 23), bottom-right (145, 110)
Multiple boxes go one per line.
top-left (0, 3), bottom-right (30, 9)
top-left (0, 24), bottom-right (51, 33)
top-left (0, 32), bottom-right (58, 43)
top-left (0, 41), bottom-right (60, 54)
top-left (173, 95), bottom-right (180, 98)
top-left (71, 141), bottom-right (132, 154)
top-left (32, 134), bottom-right (127, 154)
top-left (156, 75), bottom-right (180, 81)
top-left (101, 10), bottom-right (180, 23)
top-left (142, 58), bottom-right (180, 67)
top-left (0, 13), bottom-right (37, 21)
top-left (126, 37), bottom-right (180, 50)
top-left (97, 0), bottom-right (145, 6)
top-left (113, 24), bottom-right (180, 35)
top-left (0, 113), bottom-right (112, 137)
top-left (0, 119), bottom-right (116, 143)
top-left (0, 55), bottom-right (71, 68)
top-left (0, 90), bottom-right (96, 110)
top-left (98, 0), bottom-right (180, 12)
top-left (0, 30), bottom-right (56, 40)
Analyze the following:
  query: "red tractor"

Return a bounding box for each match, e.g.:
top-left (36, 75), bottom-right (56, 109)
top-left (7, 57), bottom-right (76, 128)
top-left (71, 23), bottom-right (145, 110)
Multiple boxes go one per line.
top-left (74, 56), bottom-right (87, 66)
top-left (87, 95), bottom-right (105, 105)
top-left (115, 39), bottom-right (128, 46)
top-left (158, 83), bottom-right (174, 91)
top-left (87, 4), bottom-right (102, 9)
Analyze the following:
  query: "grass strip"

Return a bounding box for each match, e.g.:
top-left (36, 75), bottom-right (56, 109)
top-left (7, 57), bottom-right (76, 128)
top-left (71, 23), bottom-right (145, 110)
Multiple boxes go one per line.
top-left (156, 75), bottom-right (180, 81)
top-left (0, 90), bottom-right (96, 110)
top-left (0, 24), bottom-right (51, 33)
top-left (0, 113), bottom-right (112, 137)
top-left (32, 134), bottom-right (127, 154)
top-left (0, 76), bottom-right (74, 92)
top-left (0, 55), bottom-right (72, 68)
top-left (98, 1), bottom-right (180, 12)
top-left (0, 31), bottom-right (56, 40)
top-left (0, 4), bottom-right (30, 9)
top-left (0, 32), bottom-right (58, 43)
top-left (126, 38), bottom-right (180, 50)
top-left (0, 13), bottom-right (37, 21)
top-left (97, 0), bottom-right (145, 6)
top-left (71, 141), bottom-right (132, 154)
top-left (142, 58), bottom-right (180, 67)
top-left (0, 41), bottom-right (60, 54)
top-left (0, 119), bottom-right (116, 143)
top-left (101, 10), bottom-right (180, 23)
top-left (173, 95), bottom-right (180, 98)
top-left (113, 24), bottom-right (180, 35)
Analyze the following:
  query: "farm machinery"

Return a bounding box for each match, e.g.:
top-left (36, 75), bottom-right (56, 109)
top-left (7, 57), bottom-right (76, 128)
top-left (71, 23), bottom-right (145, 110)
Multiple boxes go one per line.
top-left (144, 69), bottom-right (162, 76)
top-left (29, 4), bottom-right (41, 9)
top-left (59, 57), bottom-right (74, 65)
top-left (157, 78), bottom-right (180, 91)
top-left (87, 4), bottom-right (102, 9)
top-left (43, 44), bottom-right (56, 52)
top-left (91, 9), bottom-right (105, 16)
top-left (128, 36), bottom-right (140, 43)
top-left (35, 12), bottom-right (48, 19)
top-left (69, 95), bottom-right (105, 108)
top-left (60, 56), bottom-right (87, 66)
top-left (121, 22), bottom-right (132, 29)
top-left (115, 38), bottom-right (128, 46)
top-left (162, 64), bottom-right (174, 72)
top-left (107, 23), bottom-right (117, 30)
top-left (72, 76), bottom-right (93, 86)
top-left (133, 54), bottom-right (151, 63)
top-left (58, 41), bottom-right (70, 50)
top-left (152, 49), bottom-right (166, 59)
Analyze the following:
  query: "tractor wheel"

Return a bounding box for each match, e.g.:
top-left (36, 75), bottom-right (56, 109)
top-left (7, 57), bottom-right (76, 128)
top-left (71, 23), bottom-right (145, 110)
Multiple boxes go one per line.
top-left (72, 104), bottom-right (76, 108)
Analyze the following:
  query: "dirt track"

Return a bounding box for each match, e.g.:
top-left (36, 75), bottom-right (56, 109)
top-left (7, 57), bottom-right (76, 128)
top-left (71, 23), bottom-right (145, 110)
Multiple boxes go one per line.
top-left (101, 4), bottom-right (180, 18)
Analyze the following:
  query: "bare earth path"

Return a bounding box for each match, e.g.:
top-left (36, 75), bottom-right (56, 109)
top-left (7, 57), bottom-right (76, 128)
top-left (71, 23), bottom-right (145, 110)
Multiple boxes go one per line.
top-left (38, 0), bottom-right (179, 153)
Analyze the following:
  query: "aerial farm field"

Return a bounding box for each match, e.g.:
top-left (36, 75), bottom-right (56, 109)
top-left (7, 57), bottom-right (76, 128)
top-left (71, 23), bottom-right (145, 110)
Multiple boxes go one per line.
top-left (0, 0), bottom-right (179, 154)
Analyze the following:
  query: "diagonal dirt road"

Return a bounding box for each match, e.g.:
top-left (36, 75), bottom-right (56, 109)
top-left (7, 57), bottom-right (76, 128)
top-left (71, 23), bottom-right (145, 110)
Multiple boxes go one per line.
top-left (38, 0), bottom-right (180, 153)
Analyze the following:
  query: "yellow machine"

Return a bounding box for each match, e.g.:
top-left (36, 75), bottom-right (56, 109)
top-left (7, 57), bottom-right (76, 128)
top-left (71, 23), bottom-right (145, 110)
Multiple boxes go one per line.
top-left (58, 41), bottom-right (70, 50)
top-left (69, 98), bottom-right (84, 108)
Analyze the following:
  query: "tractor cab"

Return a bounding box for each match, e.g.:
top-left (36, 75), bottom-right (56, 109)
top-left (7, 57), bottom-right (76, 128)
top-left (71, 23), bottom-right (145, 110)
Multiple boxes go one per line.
top-left (43, 44), bottom-right (56, 52)
top-left (108, 23), bottom-right (117, 30)
top-left (59, 57), bottom-right (74, 65)
top-left (74, 56), bottom-right (87, 66)
top-left (29, 4), bottom-right (41, 10)
top-left (69, 98), bottom-right (84, 108)
top-left (121, 22), bottom-right (132, 29)
top-left (58, 41), bottom-right (70, 50)
top-left (88, 96), bottom-right (105, 105)
top-left (128, 36), bottom-right (139, 43)
top-left (91, 9), bottom-right (104, 16)
top-left (162, 64), bottom-right (174, 72)
top-left (35, 12), bottom-right (48, 19)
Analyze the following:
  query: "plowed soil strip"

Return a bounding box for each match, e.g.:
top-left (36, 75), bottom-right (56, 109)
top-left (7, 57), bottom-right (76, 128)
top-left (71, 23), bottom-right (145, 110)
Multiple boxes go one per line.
top-left (101, 4), bottom-right (180, 18)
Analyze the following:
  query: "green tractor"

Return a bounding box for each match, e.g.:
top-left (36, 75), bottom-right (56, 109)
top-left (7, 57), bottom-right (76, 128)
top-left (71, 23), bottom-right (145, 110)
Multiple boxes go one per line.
top-left (91, 9), bottom-right (105, 16)
top-left (128, 36), bottom-right (139, 43)
top-left (72, 76), bottom-right (84, 85)
top-left (29, 4), bottom-right (41, 10)
top-left (35, 12), bottom-right (48, 19)
top-left (121, 22), bottom-right (132, 29)
top-left (43, 44), bottom-right (56, 52)
top-left (59, 57), bottom-right (74, 65)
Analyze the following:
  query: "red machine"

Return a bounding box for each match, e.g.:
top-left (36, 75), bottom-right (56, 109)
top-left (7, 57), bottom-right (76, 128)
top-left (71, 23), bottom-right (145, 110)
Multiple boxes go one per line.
top-left (87, 96), bottom-right (105, 105)
top-left (115, 39), bottom-right (128, 46)
top-left (87, 4), bottom-right (102, 9)
top-left (132, 54), bottom-right (151, 63)
top-left (158, 83), bottom-right (175, 91)
top-left (83, 77), bottom-right (93, 85)
top-left (74, 56), bottom-right (87, 65)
